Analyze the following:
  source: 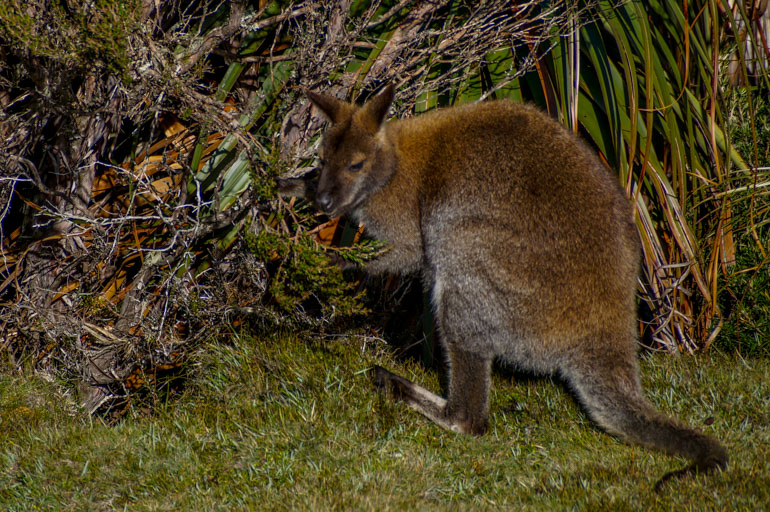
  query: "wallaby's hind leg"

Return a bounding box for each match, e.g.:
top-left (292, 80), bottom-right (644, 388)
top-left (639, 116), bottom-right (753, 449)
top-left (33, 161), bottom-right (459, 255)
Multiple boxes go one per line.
top-left (561, 347), bottom-right (727, 484)
top-left (444, 346), bottom-right (493, 435)
top-left (374, 346), bottom-right (492, 435)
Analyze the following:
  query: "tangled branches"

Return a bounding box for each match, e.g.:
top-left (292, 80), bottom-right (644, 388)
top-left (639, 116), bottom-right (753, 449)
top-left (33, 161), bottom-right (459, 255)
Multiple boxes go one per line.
top-left (0, 1), bottom-right (599, 414)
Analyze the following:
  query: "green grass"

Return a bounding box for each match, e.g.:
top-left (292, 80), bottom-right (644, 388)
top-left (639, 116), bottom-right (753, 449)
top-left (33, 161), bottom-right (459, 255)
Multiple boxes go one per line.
top-left (1, 331), bottom-right (768, 511)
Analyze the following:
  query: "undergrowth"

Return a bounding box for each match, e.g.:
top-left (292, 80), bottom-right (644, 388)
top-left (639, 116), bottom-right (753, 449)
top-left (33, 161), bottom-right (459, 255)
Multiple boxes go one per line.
top-left (245, 228), bottom-right (368, 318)
top-left (1, 329), bottom-right (767, 510)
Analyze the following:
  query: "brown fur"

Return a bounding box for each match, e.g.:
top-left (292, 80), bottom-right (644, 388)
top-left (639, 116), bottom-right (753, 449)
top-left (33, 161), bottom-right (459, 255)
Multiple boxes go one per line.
top-left (303, 84), bottom-right (727, 483)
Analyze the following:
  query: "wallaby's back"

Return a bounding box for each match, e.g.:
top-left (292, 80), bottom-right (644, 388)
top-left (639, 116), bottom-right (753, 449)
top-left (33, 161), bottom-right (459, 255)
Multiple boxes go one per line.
top-left (305, 85), bottom-right (727, 486)
top-left (370, 100), bottom-right (639, 365)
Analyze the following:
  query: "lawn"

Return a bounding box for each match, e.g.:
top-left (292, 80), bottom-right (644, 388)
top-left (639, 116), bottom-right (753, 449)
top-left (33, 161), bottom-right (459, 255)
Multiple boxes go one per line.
top-left (1, 330), bottom-right (768, 510)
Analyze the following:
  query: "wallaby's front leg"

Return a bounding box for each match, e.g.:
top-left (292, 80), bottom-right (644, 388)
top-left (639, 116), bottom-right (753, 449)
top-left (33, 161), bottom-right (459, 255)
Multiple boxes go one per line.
top-left (374, 347), bottom-right (492, 436)
top-left (365, 241), bottom-right (423, 275)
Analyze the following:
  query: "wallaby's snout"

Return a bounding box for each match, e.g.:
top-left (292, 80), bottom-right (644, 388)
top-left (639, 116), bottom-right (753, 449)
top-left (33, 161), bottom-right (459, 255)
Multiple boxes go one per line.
top-left (315, 186), bottom-right (334, 214)
top-left (315, 163), bottom-right (346, 216)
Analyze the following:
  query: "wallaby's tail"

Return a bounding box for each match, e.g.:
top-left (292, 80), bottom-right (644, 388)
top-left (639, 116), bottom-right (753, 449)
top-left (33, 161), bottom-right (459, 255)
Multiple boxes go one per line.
top-left (563, 356), bottom-right (727, 487)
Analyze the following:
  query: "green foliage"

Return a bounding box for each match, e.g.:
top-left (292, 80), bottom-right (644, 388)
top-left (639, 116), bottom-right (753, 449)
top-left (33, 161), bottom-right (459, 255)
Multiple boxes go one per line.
top-left (0, 0), bottom-right (139, 78)
top-left (246, 228), bottom-right (368, 319)
top-left (725, 87), bottom-right (770, 169)
top-left (715, 87), bottom-right (770, 355)
top-left (718, 242), bottom-right (770, 356)
top-left (334, 238), bottom-right (387, 265)
top-left (251, 163), bottom-right (280, 201)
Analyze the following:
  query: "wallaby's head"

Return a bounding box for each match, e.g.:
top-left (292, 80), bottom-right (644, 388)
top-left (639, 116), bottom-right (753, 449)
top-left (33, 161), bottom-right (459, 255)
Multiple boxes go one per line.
top-left (305, 84), bottom-right (396, 217)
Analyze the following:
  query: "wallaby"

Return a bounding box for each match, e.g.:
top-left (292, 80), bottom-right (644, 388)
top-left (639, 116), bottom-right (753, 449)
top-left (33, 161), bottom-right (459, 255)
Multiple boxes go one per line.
top-left (301, 84), bottom-right (727, 484)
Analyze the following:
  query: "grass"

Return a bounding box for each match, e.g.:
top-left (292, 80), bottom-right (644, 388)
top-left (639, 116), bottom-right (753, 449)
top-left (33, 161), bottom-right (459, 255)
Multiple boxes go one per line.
top-left (1, 330), bottom-right (768, 511)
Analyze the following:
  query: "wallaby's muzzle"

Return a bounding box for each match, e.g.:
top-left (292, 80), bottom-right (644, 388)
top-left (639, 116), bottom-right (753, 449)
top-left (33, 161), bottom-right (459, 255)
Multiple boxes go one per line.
top-left (315, 191), bottom-right (334, 214)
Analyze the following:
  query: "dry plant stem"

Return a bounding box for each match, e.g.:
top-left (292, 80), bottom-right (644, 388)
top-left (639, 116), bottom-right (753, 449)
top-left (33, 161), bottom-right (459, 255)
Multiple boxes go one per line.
top-left (280, 0), bottom-right (593, 163)
top-left (179, 0), bottom-right (247, 73)
top-left (0, 1), bottom-right (279, 413)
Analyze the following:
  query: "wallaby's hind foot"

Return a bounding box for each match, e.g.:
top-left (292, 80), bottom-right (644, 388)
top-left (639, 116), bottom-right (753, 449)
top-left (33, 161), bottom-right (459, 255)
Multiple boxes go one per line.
top-left (375, 366), bottom-right (485, 435)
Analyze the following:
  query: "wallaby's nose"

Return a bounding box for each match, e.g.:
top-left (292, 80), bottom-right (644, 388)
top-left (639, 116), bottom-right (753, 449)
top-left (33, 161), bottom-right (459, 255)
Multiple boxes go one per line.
top-left (316, 193), bottom-right (333, 213)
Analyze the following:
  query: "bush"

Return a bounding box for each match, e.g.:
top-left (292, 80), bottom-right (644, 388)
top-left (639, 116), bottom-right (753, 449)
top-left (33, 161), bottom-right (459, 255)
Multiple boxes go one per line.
top-left (716, 87), bottom-right (770, 355)
top-left (1, 1), bottom-right (768, 416)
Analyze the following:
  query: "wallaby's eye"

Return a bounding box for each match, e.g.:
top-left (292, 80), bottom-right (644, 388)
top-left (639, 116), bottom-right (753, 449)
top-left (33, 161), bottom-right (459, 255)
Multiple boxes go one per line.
top-left (318, 158), bottom-right (327, 167)
top-left (348, 161), bottom-right (364, 173)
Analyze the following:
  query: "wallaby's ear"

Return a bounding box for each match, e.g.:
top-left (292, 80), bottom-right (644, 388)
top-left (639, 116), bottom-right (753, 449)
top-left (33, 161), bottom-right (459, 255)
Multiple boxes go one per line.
top-left (305, 89), bottom-right (347, 124)
top-left (359, 84), bottom-right (395, 132)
